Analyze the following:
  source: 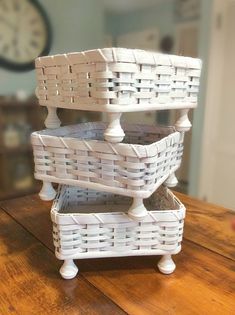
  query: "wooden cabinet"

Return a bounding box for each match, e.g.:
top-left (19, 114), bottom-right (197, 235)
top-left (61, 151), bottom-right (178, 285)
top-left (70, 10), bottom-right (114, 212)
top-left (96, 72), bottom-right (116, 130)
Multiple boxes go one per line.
top-left (0, 98), bottom-right (43, 200)
top-left (0, 97), bottom-right (100, 201)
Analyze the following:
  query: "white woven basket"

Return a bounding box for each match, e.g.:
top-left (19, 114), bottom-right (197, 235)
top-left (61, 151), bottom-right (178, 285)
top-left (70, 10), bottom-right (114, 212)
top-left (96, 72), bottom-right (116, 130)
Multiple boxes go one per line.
top-left (31, 122), bottom-right (183, 199)
top-left (35, 47), bottom-right (201, 112)
top-left (51, 185), bottom-right (185, 260)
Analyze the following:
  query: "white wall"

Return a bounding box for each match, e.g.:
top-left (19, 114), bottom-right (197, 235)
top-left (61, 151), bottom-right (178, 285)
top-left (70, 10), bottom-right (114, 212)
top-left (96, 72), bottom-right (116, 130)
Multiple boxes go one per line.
top-left (188, 0), bottom-right (213, 196)
top-left (105, 0), bottom-right (175, 40)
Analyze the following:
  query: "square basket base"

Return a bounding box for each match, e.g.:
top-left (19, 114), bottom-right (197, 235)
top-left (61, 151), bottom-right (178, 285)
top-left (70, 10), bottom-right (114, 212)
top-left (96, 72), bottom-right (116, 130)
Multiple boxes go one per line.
top-left (51, 185), bottom-right (185, 279)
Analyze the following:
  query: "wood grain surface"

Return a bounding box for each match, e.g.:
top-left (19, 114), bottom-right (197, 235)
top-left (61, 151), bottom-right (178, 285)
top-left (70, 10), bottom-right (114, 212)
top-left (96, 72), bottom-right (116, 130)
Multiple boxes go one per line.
top-left (0, 193), bottom-right (235, 315)
top-left (0, 210), bottom-right (125, 315)
top-left (175, 191), bottom-right (235, 260)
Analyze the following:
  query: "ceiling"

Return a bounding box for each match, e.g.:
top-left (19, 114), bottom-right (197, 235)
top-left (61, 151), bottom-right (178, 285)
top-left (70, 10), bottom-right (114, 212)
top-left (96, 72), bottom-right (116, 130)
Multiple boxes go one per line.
top-left (101, 0), bottom-right (163, 13)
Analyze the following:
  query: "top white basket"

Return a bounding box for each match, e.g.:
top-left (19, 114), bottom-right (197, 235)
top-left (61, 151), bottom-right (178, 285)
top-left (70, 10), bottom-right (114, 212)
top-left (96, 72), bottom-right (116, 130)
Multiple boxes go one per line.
top-left (35, 47), bottom-right (202, 113)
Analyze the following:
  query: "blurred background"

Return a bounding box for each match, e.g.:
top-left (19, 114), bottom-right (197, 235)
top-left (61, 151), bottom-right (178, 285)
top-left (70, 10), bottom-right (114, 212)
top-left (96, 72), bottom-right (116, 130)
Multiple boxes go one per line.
top-left (0, 0), bottom-right (233, 210)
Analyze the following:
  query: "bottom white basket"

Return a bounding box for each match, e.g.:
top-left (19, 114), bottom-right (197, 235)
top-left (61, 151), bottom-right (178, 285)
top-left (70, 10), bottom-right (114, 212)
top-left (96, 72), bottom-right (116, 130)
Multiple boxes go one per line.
top-left (51, 185), bottom-right (185, 279)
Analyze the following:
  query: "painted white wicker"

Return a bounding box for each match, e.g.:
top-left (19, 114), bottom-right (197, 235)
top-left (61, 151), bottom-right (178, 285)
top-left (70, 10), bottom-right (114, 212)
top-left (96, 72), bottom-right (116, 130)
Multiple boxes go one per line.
top-left (31, 122), bottom-right (183, 218)
top-left (35, 47), bottom-right (201, 111)
top-left (35, 47), bottom-right (202, 142)
top-left (51, 185), bottom-right (185, 279)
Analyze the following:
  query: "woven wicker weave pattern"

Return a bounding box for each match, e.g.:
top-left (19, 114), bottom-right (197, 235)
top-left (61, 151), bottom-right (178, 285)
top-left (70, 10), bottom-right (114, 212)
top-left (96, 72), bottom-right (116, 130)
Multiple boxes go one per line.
top-left (35, 48), bottom-right (201, 111)
top-left (31, 123), bottom-right (183, 198)
top-left (51, 185), bottom-right (185, 259)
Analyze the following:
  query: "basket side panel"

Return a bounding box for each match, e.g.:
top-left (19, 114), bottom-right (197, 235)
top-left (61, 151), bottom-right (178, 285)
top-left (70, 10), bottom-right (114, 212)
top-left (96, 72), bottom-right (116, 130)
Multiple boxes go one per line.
top-left (51, 185), bottom-right (185, 258)
top-left (32, 126), bottom-right (183, 195)
top-left (35, 49), bottom-right (202, 110)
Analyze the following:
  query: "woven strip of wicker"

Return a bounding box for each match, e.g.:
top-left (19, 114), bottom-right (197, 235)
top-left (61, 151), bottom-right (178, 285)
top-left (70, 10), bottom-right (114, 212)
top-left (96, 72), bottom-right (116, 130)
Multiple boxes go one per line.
top-left (35, 47), bottom-right (201, 112)
top-left (31, 122), bottom-right (183, 198)
top-left (51, 185), bottom-right (185, 259)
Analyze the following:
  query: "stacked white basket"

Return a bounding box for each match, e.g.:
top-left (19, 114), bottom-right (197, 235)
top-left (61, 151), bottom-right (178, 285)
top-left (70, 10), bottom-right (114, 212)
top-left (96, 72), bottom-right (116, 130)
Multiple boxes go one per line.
top-left (32, 48), bottom-right (201, 279)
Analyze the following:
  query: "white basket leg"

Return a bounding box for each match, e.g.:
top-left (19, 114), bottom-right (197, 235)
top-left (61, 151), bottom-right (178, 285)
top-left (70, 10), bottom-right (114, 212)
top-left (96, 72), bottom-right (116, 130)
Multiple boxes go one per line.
top-left (45, 107), bottom-right (61, 129)
top-left (175, 108), bottom-right (191, 132)
top-left (39, 107), bottom-right (60, 200)
top-left (60, 259), bottom-right (78, 280)
top-left (104, 112), bottom-right (125, 143)
top-left (164, 172), bottom-right (178, 188)
top-left (158, 255), bottom-right (176, 275)
top-left (39, 181), bottom-right (56, 201)
top-left (128, 197), bottom-right (148, 220)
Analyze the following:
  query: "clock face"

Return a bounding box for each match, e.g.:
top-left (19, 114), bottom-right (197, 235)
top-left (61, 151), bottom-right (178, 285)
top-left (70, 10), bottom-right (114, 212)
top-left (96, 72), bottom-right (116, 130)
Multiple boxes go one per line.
top-left (0, 0), bottom-right (51, 71)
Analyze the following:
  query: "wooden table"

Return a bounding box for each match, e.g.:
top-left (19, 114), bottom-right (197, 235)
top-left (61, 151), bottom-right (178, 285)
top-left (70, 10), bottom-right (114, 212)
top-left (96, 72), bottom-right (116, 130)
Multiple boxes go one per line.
top-left (0, 192), bottom-right (234, 315)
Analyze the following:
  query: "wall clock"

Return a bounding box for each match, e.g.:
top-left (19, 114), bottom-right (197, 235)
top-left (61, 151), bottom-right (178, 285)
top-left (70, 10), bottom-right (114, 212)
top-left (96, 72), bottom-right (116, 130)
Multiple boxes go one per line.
top-left (0, 0), bottom-right (51, 71)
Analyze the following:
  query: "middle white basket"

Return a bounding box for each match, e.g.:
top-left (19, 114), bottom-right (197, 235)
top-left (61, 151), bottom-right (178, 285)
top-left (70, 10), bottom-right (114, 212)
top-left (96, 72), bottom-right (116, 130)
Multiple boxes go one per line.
top-left (31, 122), bottom-right (183, 199)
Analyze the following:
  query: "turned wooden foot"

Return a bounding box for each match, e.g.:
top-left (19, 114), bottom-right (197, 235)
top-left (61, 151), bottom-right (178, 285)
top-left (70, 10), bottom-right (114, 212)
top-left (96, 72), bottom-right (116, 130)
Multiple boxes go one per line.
top-left (128, 197), bottom-right (148, 220)
top-left (158, 255), bottom-right (176, 274)
top-left (39, 181), bottom-right (56, 201)
top-left (175, 109), bottom-right (191, 132)
top-left (164, 172), bottom-right (178, 188)
top-left (104, 113), bottom-right (125, 143)
top-left (45, 107), bottom-right (61, 129)
top-left (60, 259), bottom-right (78, 279)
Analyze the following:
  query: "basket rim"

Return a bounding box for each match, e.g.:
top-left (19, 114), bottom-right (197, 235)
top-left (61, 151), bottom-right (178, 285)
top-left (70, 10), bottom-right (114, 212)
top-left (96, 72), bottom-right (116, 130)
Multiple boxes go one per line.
top-left (32, 121), bottom-right (176, 136)
top-left (51, 185), bottom-right (186, 221)
top-left (31, 122), bottom-right (181, 158)
top-left (36, 102), bottom-right (198, 112)
top-left (35, 47), bottom-right (202, 69)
